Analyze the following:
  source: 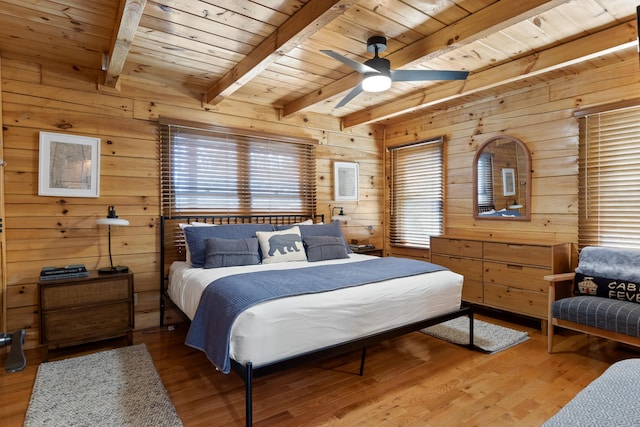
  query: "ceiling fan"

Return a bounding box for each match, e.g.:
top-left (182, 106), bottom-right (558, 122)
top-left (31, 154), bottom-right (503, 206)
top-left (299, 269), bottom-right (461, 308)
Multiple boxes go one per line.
top-left (321, 36), bottom-right (469, 108)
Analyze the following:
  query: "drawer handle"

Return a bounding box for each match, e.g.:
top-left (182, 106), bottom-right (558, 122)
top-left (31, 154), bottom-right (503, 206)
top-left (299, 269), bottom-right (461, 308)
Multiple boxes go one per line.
top-left (507, 264), bottom-right (523, 270)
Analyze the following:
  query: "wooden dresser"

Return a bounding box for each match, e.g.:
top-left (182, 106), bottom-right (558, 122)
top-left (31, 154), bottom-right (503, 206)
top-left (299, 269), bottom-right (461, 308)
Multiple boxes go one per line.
top-left (39, 271), bottom-right (134, 360)
top-left (430, 236), bottom-right (571, 329)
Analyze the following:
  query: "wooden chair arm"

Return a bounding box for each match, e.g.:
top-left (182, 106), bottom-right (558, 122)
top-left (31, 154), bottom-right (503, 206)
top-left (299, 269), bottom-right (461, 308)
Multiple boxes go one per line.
top-left (544, 272), bottom-right (575, 282)
top-left (546, 272), bottom-right (574, 303)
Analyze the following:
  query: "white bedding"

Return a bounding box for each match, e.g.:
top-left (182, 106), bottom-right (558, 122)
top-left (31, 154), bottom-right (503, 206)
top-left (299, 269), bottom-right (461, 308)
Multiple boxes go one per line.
top-left (169, 254), bottom-right (463, 368)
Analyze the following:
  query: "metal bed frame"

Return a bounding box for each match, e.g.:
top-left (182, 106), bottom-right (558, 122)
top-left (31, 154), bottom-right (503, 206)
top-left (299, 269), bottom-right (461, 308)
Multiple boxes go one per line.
top-left (159, 214), bottom-right (473, 426)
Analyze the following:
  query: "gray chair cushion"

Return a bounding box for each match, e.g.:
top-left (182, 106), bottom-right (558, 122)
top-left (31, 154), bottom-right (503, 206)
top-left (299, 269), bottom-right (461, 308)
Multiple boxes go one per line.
top-left (552, 296), bottom-right (640, 337)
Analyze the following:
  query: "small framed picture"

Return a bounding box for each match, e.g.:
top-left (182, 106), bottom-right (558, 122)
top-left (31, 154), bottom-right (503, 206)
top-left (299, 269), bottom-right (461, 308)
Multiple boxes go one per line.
top-left (38, 132), bottom-right (101, 197)
top-left (502, 168), bottom-right (516, 196)
top-left (334, 161), bottom-right (359, 201)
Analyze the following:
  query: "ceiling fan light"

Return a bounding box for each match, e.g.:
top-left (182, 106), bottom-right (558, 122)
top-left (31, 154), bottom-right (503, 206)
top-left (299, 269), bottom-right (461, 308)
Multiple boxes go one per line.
top-left (362, 73), bottom-right (391, 92)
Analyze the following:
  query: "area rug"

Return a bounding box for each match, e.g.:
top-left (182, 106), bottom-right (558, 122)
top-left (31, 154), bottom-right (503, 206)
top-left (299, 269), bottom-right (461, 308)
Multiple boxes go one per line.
top-left (421, 316), bottom-right (530, 354)
top-left (24, 344), bottom-right (183, 427)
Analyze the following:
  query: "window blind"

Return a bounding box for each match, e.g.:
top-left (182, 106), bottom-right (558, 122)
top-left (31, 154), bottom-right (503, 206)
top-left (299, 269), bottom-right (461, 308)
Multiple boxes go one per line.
top-left (160, 120), bottom-right (316, 217)
top-left (477, 152), bottom-right (494, 209)
top-left (579, 105), bottom-right (640, 249)
top-left (389, 138), bottom-right (444, 249)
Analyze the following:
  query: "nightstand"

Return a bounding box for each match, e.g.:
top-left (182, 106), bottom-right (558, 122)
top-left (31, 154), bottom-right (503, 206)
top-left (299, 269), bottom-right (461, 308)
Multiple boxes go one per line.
top-left (350, 247), bottom-right (383, 257)
top-left (38, 271), bottom-right (134, 361)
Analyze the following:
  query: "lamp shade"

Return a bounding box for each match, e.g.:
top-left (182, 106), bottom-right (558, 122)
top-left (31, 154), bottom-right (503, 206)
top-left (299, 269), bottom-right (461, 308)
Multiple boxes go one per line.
top-left (96, 217), bottom-right (129, 226)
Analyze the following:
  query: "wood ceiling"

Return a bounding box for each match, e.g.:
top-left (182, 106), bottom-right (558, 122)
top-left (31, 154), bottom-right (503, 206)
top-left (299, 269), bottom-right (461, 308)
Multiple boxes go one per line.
top-left (0, 0), bottom-right (637, 128)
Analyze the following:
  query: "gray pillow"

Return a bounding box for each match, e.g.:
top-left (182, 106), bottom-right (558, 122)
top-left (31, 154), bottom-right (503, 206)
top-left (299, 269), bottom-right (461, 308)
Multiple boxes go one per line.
top-left (276, 220), bottom-right (352, 253)
top-left (304, 235), bottom-right (349, 262)
top-left (204, 237), bottom-right (260, 268)
top-left (184, 223), bottom-right (274, 268)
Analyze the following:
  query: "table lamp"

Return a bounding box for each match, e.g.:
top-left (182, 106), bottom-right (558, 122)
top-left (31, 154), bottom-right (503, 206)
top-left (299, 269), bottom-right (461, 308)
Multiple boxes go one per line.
top-left (96, 205), bottom-right (129, 274)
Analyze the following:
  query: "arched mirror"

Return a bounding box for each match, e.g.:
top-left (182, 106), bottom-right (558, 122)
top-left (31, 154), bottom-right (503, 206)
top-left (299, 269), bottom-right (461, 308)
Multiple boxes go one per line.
top-left (472, 135), bottom-right (531, 221)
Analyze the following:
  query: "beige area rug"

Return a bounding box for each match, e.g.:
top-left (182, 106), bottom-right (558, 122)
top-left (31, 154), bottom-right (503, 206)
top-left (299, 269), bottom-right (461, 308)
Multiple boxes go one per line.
top-left (24, 344), bottom-right (183, 427)
top-left (421, 316), bottom-right (530, 354)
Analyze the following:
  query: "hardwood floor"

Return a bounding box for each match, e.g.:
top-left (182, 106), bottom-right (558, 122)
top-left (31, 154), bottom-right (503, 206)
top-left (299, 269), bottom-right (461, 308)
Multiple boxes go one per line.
top-left (2, 311), bottom-right (639, 426)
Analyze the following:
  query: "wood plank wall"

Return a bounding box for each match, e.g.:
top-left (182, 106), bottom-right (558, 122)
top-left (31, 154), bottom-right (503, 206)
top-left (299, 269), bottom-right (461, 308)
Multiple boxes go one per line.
top-left (384, 48), bottom-right (640, 261)
top-left (0, 56), bottom-right (384, 350)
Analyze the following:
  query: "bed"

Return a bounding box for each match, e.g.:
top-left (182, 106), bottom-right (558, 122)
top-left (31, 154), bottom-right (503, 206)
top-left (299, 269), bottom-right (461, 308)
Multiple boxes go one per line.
top-left (160, 214), bottom-right (472, 425)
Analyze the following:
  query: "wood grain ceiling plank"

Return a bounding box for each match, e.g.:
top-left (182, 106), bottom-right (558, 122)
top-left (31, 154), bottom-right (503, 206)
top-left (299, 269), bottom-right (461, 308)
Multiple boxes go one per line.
top-left (357, 0), bottom-right (447, 38)
top-left (400, 0), bottom-right (473, 25)
top-left (144, 1), bottom-right (268, 47)
top-left (104, 0), bottom-right (147, 88)
top-left (18, 0), bottom-right (118, 20)
top-left (150, 0), bottom-right (276, 38)
top-left (133, 25), bottom-right (242, 64)
top-left (204, 0), bottom-right (358, 105)
top-left (282, 0), bottom-right (569, 117)
top-left (338, 4), bottom-right (425, 44)
top-left (0, 36), bottom-right (102, 73)
top-left (341, 20), bottom-right (637, 128)
top-left (0, 1), bottom-right (116, 36)
top-left (128, 38), bottom-right (231, 74)
top-left (138, 13), bottom-right (252, 55)
top-left (242, 0), bottom-right (309, 21)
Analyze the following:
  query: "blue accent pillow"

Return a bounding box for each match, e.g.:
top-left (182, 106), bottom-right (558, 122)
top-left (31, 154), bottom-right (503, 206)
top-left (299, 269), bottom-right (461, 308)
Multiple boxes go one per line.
top-left (184, 223), bottom-right (274, 268)
top-left (276, 220), bottom-right (352, 253)
top-left (204, 237), bottom-right (260, 268)
top-left (304, 236), bottom-right (349, 262)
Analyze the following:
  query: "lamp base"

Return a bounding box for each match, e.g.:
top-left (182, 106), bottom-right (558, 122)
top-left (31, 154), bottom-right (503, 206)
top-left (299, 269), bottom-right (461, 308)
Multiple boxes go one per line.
top-left (98, 266), bottom-right (129, 274)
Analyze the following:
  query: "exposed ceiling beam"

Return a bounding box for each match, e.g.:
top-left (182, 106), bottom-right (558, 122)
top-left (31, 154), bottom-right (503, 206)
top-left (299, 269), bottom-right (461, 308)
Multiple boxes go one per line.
top-left (341, 21), bottom-right (638, 128)
top-left (103, 0), bottom-right (146, 88)
top-left (204, 0), bottom-right (358, 105)
top-left (281, 0), bottom-right (571, 117)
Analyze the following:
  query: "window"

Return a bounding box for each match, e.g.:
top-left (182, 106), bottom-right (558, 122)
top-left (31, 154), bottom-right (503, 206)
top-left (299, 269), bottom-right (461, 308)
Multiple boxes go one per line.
top-left (160, 119), bottom-right (316, 216)
top-left (389, 138), bottom-right (444, 249)
top-left (579, 104), bottom-right (640, 249)
top-left (476, 152), bottom-right (494, 210)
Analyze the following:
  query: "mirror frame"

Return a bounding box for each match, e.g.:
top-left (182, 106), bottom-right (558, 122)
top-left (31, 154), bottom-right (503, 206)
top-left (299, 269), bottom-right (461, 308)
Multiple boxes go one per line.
top-left (472, 135), bottom-right (532, 221)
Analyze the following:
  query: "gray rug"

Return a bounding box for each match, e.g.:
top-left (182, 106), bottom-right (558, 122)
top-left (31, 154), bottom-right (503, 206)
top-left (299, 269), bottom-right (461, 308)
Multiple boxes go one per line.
top-left (421, 316), bottom-right (530, 354)
top-left (25, 344), bottom-right (183, 427)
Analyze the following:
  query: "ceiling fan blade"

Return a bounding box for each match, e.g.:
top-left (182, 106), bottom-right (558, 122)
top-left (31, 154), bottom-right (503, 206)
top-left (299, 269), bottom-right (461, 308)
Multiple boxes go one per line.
top-left (335, 84), bottom-right (363, 108)
top-left (321, 50), bottom-right (379, 74)
top-left (391, 70), bottom-right (469, 82)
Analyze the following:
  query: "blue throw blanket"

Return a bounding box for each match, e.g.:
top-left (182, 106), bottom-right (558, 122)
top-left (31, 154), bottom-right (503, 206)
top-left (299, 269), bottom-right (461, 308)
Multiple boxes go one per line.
top-left (185, 257), bottom-right (447, 373)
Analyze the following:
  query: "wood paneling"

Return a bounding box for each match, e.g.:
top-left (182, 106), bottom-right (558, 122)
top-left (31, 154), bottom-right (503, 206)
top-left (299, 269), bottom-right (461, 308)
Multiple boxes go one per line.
top-left (0, 56), bottom-right (383, 349)
top-left (385, 48), bottom-right (640, 253)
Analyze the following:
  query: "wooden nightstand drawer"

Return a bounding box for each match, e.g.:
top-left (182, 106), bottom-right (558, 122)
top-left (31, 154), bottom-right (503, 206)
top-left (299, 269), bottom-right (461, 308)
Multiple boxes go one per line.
top-left (39, 271), bottom-right (134, 360)
top-left (41, 277), bottom-right (130, 310)
top-left (42, 302), bottom-right (132, 342)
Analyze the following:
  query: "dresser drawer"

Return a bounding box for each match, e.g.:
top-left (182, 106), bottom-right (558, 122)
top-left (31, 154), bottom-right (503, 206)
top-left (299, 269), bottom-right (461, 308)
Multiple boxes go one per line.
top-left (484, 283), bottom-right (547, 318)
top-left (41, 277), bottom-right (131, 310)
top-left (431, 237), bottom-right (482, 258)
top-left (42, 302), bottom-right (132, 343)
top-left (431, 254), bottom-right (482, 278)
top-left (484, 261), bottom-right (550, 293)
top-left (483, 242), bottom-right (551, 267)
top-left (461, 279), bottom-right (483, 303)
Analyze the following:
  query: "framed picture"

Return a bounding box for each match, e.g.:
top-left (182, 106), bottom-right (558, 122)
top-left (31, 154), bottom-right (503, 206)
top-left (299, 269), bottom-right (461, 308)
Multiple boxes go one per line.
top-left (334, 161), bottom-right (358, 201)
top-left (502, 168), bottom-right (516, 196)
top-left (38, 132), bottom-right (101, 197)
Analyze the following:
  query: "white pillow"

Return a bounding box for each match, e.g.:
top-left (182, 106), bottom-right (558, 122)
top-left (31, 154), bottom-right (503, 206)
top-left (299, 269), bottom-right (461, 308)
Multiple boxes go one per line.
top-left (256, 226), bottom-right (307, 264)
